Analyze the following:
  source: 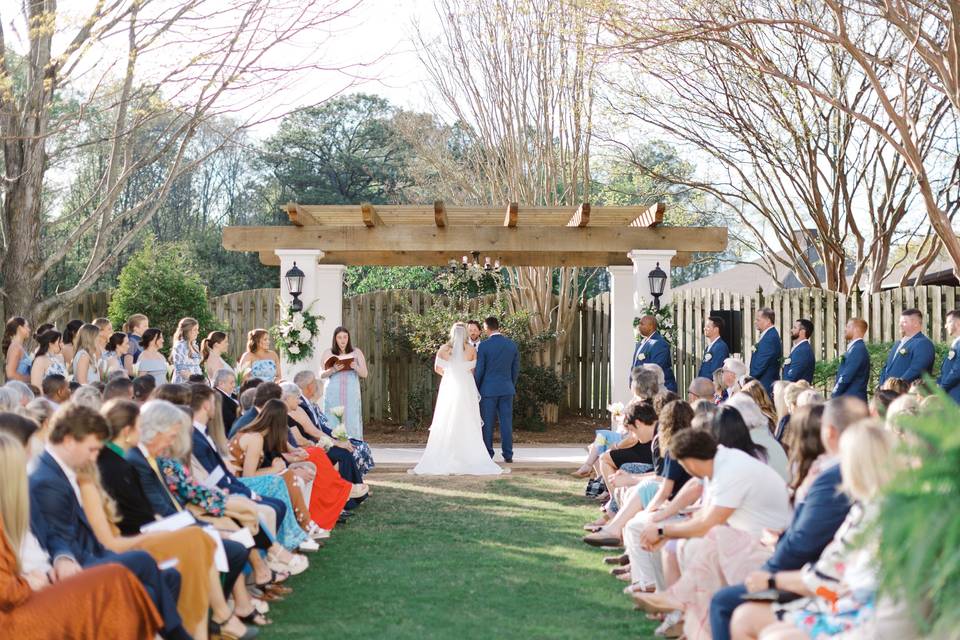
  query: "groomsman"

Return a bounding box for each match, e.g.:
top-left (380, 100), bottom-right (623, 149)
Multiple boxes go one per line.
top-left (782, 318), bottom-right (815, 383)
top-left (466, 320), bottom-right (483, 348)
top-left (938, 310), bottom-right (960, 403)
top-left (878, 308), bottom-right (935, 386)
top-left (630, 315), bottom-right (677, 392)
top-left (749, 307), bottom-right (782, 395)
top-left (697, 315), bottom-right (730, 380)
top-left (833, 318), bottom-right (870, 402)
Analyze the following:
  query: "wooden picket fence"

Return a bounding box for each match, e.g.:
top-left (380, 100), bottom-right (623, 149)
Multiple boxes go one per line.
top-left (672, 285), bottom-right (960, 391)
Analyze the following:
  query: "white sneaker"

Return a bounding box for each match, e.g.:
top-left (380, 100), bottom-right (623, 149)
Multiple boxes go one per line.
top-left (309, 524), bottom-right (331, 540)
top-left (298, 539), bottom-right (320, 552)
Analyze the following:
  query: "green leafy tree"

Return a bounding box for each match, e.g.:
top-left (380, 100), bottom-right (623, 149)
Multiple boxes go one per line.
top-left (108, 240), bottom-right (220, 349)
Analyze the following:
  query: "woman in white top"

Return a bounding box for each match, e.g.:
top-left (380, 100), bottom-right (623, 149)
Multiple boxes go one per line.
top-left (72, 323), bottom-right (103, 385)
top-left (30, 330), bottom-right (68, 387)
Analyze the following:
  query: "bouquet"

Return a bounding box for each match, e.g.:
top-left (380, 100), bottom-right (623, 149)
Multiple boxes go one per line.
top-left (607, 401), bottom-right (625, 418)
top-left (331, 425), bottom-right (349, 441)
top-left (270, 302), bottom-right (324, 364)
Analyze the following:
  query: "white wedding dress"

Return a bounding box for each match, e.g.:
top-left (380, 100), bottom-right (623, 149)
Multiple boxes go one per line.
top-left (411, 334), bottom-right (505, 476)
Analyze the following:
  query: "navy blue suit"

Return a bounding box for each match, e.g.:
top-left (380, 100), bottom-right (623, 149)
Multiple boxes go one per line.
top-left (709, 463), bottom-right (851, 640)
top-left (749, 328), bottom-right (782, 395)
top-left (229, 407), bottom-right (257, 438)
top-left (937, 338), bottom-right (960, 403)
top-left (29, 451), bottom-right (187, 638)
top-left (782, 340), bottom-right (815, 383)
top-left (631, 331), bottom-right (677, 392)
top-left (878, 332), bottom-right (935, 386)
top-left (833, 339), bottom-right (870, 402)
top-left (475, 333), bottom-right (520, 460)
top-left (697, 337), bottom-right (729, 380)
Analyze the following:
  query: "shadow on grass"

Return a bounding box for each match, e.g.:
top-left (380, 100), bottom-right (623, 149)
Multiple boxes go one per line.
top-left (262, 472), bottom-right (657, 640)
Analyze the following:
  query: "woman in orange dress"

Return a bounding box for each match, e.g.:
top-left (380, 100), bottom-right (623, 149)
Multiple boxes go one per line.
top-left (0, 432), bottom-right (162, 639)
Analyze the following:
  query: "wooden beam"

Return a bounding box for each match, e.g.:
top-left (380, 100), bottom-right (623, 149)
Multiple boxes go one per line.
top-left (285, 202), bottom-right (304, 227)
top-left (434, 200), bottom-right (447, 227)
top-left (673, 252), bottom-right (693, 267)
top-left (360, 203), bottom-right (381, 227)
top-left (629, 202), bottom-right (666, 228)
top-left (567, 202), bottom-right (591, 227)
top-left (504, 202), bottom-right (518, 227)
top-left (225, 225), bottom-right (729, 255)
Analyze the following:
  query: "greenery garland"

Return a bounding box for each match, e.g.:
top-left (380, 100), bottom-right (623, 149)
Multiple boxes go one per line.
top-left (270, 302), bottom-right (324, 364)
top-left (633, 297), bottom-right (676, 344)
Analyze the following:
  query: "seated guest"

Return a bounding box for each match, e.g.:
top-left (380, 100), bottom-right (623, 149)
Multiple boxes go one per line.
top-left (631, 428), bottom-right (792, 639)
top-left (71, 384), bottom-right (103, 410)
top-left (104, 376), bottom-right (135, 402)
top-left (0, 431), bottom-right (164, 639)
top-left (0, 387), bottom-right (19, 411)
top-left (725, 394), bottom-right (790, 483)
top-left (597, 401), bottom-right (657, 494)
top-left (782, 404), bottom-right (826, 504)
top-left (869, 388), bottom-right (900, 417)
top-left (5, 380), bottom-right (34, 406)
top-left (292, 373), bottom-right (376, 474)
top-left (718, 358), bottom-right (747, 400)
top-left (739, 381), bottom-right (778, 433)
top-left (133, 374), bottom-right (157, 403)
top-left (213, 369), bottom-right (241, 436)
top-left (230, 382), bottom-right (282, 437)
top-left (771, 381), bottom-right (791, 441)
top-left (880, 376), bottom-right (910, 395)
top-left (28, 402), bottom-right (191, 640)
top-left (42, 373), bottom-right (71, 408)
top-left (708, 396), bottom-right (868, 640)
top-left (686, 377), bottom-right (714, 404)
top-left (730, 420), bottom-right (916, 639)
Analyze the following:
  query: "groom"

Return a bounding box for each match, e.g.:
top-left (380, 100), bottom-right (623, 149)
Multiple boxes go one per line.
top-left (475, 316), bottom-right (520, 463)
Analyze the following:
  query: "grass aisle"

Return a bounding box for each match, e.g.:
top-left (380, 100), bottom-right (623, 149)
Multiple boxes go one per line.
top-left (262, 471), bottom-right (657, 640)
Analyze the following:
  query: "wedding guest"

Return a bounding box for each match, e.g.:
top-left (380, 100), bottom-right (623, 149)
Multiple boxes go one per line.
top-left (740, 380), bottom-right (778, 433)
top-left (630, 315), bottom-right (677, 392)
top-left (782, 318), bottom-right (815, 383)
top-left (72, 324), bottom-right (102, 385)
top-left (213, 369), bottom-right (241, 435)
top-left (5, 380), bottom-right (34, 407)
top-left (4, 317), bottom-right (33, 382)
top-left (201, 331), bottom-right (233, 383)
top-left (239, 329), bottom-right (281, 384)
top-left (0, 431), bottom-right (165, 639)
top-left (71, 385), bottom-right (103, 411)
top-left (878, 308), bottom-right (935, 386)
top-left (42, 374), bottom-right (70, 408)
top-left (697, 315), bottom-right (730, 380)
top-left (133, 375), bottom-right (157, 403)
top-left (0, 388), bottom-right (18, 412)
top-left (104, 377), bottom-right (135, 402)
top-left (100, 332), bottom-right (130, 377)
top-left (749, 308), bottom-right (782, 395)
top-left (771, 381), bottom-right (791, 441)
top-left (138, 329), bottom-right (169, 386)
top-left (783, 404), bottom-right (826, 504)
top-left (687, 377), bottom-right (715, 404)
top-left (724, 394), bottom-right (789, 483)
top-left (718, 357), bottom-right (747, 400)
top-left (60, 319), bottom-right (84, 374)
top-left (27, 403), bottom-right (191, 640)
top-left (320, 327), bottom-right (368, 440)
top-left (29, 329), bottom-right (67, 388)
top-left (466, 320), bottom-right (483, 348)
top-left (170, 318), bottom-right (202, 384)
top-left (123, 314), bottom-right (149, 365)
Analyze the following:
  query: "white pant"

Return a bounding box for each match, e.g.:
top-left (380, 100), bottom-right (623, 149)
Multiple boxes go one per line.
top-left (623, 511), bottom-right (684, 589)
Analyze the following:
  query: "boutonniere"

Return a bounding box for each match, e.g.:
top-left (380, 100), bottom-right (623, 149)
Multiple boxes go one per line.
top-left (898, 348), bottom-right (908, 356)
top-left (783, 357), bottom-right (792, 365)
top-left (950, 350), bottom-right (956, 360)
top-left (704, 353), bottom-right (712, 362)
top-left (751, 345), bottom-right (757, 352)
top-left (638, 353), bottom-right (647, 362)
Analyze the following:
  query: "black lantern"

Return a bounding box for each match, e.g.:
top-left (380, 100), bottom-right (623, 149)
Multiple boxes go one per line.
top-left (285, 262), bottom-right (305, 312)
top-left (648, 262), bottom-right (667, 310)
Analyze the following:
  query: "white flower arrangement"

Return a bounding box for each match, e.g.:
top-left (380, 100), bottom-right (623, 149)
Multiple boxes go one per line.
top-left (331, 425), bottom-right (349, 440)
top-left (632, 297), bottom-right (676, 344)
top-left (607, 401), bottom-right (625, 417)
top-left (270, 302), bottom-right (323, 364)
top-left (330, 405), bottom-right (345, 420)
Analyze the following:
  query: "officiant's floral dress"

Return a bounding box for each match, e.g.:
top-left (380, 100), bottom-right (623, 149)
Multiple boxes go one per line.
top-left (324, 351), bottom-right (365, 439)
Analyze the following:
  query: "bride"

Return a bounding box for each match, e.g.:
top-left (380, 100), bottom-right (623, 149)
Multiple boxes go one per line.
top-left (410, 323), bottom-right (505, 476)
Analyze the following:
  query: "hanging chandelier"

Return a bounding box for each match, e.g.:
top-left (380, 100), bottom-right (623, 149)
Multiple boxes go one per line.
top-left (448, 250), bottom-right (500, 273)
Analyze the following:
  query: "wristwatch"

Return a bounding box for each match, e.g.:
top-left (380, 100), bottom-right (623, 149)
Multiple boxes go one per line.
top-left (657, 526), bottom-right (665, 538)
top-left (767, 574), bottom-right (777, 590)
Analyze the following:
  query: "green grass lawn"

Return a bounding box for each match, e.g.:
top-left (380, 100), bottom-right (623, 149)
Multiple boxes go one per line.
top-left (261, 471), bottom-right (657, 640)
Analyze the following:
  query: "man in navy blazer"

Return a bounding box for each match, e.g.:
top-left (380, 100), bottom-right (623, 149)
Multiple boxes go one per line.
top-left (833, 318), bottom-right (870, 402)
top-left (710, 397), bottom-right (867, 640)
top-left (749, 307), bottom-right (782, 395)
top-left (782, 318), bottom-right (815, 383)
top-left (938, 309), bottom-right (960, 403)
top-left (878, 308), bottom-right (936, 386)
top-left (697, 315), bottom-right (730, 380)
top-left (630, 315), bottom-right (677, 392)
top-left (475, 316), bottom-right (520, 462)
top-left (29, 404), bottom-right (190, 640)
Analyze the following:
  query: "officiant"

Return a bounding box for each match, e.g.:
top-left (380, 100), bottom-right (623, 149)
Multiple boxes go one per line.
top-left (320, 327), bottom-right (368, 440)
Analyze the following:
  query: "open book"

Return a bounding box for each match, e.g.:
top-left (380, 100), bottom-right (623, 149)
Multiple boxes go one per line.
top-left (323, 353), bottom-right (355, 370)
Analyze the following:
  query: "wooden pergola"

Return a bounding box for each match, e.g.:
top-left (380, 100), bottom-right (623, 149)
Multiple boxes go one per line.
top-left (222, 202), bottom-right (728, 268)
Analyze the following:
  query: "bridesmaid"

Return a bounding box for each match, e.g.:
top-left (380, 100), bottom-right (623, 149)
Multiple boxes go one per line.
top-left (3, 317), bottom-right (32, 383)
top-left (100, 332), bottom-right (130, 378)
top-left (201, 331), bottom-right (233, 383)
top-left (137, 329), bottom-right (169, 386)
top-left (60, 319), bottom-right (84, 374)
top-left (29, 330), bottom-right (67, 388)
top-left (170, 317), bottom-right (202, 383)
top-left (72, 323), bottom-right (103, 385)
top-left (320, 326), bottom-right (368, 440)
top-left (238, 329), bottom-right (281, 383)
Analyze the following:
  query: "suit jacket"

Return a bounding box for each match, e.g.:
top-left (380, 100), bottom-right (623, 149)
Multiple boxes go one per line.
top-left (190, 428), bottom-right (253, 498)
top-left (749, 327), bottom-right (782, 394)
top-left (937, 338), bottom-right (960, 403)
top-left (475, 334), bottom-right (520, 397)
top-left (228, 407), bottom-right (257, 438)
top-left (833, 339), bottom-right (870, 402)
top-left (764, 463), bottom-right (850, 572)
top-left (782, 340), bottom-right (815, 383)
top-left (878, 333), bottom-right (935, 385)
top-left (631, 331), bottom-right (678, 392)
top-left (98, 446), bottom-right (158, 536)
top-left (218, 389), bottom-right (240, 436)
top-left (125, 447), bottom-right (182, 518)
top-left (29, 451), bottom-right (105, 565)
top-left (299, 397), bottom-right (333, 436)
top-left (697, 337), bottom-right (729, 380)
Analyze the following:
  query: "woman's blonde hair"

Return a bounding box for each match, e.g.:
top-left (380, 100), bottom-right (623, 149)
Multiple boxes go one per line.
top-left (206, 391), bottom-right (229, 454)
top-left (76, 461), bottom-right (121, 527)
top-left (772, 380), bottom-right (790, 421)
top-left (741, 380), bottom-right (777, 433)
top-left (783, 380), bottom-right (812, 410)
top-left (0, 432), bottom-right (29, 571)
top-left (122, 314), bottom-right (148, 334)
top-left (840, 419), bottom-right (898, 501)
top-left (172, 318), bottom-right (199, 357)
top-left (75, 323), bottom-right (102, 359)
top-left (448, 322), bottom-right (467, 347)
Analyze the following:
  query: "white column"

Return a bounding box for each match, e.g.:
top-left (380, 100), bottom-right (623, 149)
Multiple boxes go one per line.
top-left (274, 249), bottom-right (344, 379)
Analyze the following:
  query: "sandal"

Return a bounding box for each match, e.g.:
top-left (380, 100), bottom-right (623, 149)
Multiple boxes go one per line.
top-left (238, 609), bottom-right (271, 626)
top-left (256, 569), bottom-right (289, 588)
